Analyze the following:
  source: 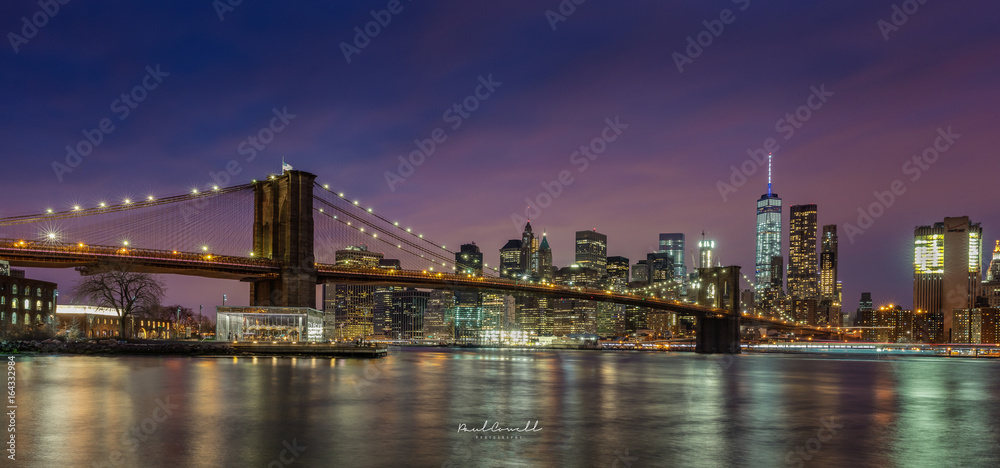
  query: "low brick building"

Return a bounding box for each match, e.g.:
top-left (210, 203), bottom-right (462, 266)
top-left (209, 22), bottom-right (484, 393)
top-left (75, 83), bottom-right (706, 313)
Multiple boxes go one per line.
top-left (0, 265), bottom-right (57, 333)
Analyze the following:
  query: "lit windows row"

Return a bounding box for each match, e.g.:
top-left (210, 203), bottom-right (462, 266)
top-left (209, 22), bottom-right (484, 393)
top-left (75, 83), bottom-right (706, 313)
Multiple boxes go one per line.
top-left (0, 297), bottom-right (47, 310)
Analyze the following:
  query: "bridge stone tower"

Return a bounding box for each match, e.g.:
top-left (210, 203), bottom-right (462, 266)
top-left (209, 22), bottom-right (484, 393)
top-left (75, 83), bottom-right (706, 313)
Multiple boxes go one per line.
top-left (695, 265), bottom-right (741, 354)
top-left (250, 170), bottom-right (317, 307)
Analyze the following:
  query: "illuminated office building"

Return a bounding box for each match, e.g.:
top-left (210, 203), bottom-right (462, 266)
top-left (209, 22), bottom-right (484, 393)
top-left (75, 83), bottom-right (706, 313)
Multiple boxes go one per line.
top-left (986, 240), bottom-right (1000, 282)
top-left (533, 235), bottom-right (554, 282)
top-left (817, 225), bottom-right (841, 326)
top-left (913, 216), bottom-right (982, 342)
top-left (755, 155), bottom-right (782, 297)
top-left (646, 252), bottom-right (674, 285)
top-left (606, 256), bottom-right (631, 291)
top-left (324, 245), bottom-right (384, 340)
top-left (519, 222), bottom-right (538, 274)
top-left (456, 243), bottom-right (483, 276)
top-left (424, 290), bottom-right (454, 340)
top-left (819, 225), bottom-right (839, 301)
top-left (575, 230), bottom-right (608, 271)
top-left (788, 204), bottom-right (818, 301)
top-left (388, 289), bottom-right (428, 340)
top-left (632, 260), bottom-right (649, 285)
top-left (334, 245), bottom-right (383, 268)
top-left (499, 239), bottom-right (523, 279)
top-left (985, 241), bottom-right (1000, 308)
top-left (658, 233), bottom-right (686, 284)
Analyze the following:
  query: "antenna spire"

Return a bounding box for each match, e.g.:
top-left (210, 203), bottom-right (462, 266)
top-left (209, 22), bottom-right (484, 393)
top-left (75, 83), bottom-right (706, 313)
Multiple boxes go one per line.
top-left (767, 153), bottom-right (773, 196)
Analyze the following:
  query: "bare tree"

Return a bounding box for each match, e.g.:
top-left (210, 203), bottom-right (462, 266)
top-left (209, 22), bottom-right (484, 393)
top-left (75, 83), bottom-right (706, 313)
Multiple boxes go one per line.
top-left (59, 317), bottom-right (84, 340)
top-left (74, 259), bottom-right (166, 338)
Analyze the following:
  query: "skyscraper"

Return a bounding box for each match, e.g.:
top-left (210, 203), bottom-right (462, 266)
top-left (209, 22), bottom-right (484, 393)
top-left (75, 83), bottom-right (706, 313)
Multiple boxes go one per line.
top-left (533, 234), bottom-right (553, 282)
top-left (423, 290), bottom-right (455, 340)
top-left (658, 233), bottom-right (686, 282)
top-left (519, 222), bottom-right (537, 274)
top-left (987, 240), bottom-right (1000, 282)
top-left (603, 256), bottom-right (630, 335)
top-left (390, 289), bottom-right (428, 340)
top-left (819, 225), bottom-right (839, 301)
top-left (788, 204), bottom-right (818, 301)
top-left (632, 260), bottom-right (649, 285)
top-left (499, 239), bottom-right (522, 279)
top-left (455, 243), bottom-right (483, 276)
top-left (984, 241), bottom-right (1000, 309)
top-left (324, 245), bottom-right (384, 340)
top-left (913, 217), bottom-right (982, 342)
top-left (755, 154), bottom-right (782, 295)
top-left (859, 292), bottom-right (873, 312)
top-left (606, 256), bottom-right (631, 291)
top-left (454, 245), bottom-right (483, 339)
top-left (757, 255), bottom-right (785, 317)
top-left (575, 230), bottom-right (607, 271)
top-left (646, 252), bottom-right (674, 285)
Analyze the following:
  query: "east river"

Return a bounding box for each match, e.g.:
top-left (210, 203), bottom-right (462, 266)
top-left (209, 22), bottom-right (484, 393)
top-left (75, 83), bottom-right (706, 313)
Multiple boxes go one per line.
top-left (8, 348), bottom-right (1000, 467)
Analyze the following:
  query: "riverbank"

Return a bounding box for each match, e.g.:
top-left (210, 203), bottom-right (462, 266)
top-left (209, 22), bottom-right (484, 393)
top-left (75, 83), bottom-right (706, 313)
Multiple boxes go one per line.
top-left (0, 339), bottom-right (387, 358)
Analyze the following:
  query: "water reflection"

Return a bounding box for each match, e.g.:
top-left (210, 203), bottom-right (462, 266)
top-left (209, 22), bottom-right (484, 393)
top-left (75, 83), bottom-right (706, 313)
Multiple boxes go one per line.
top-left (11, 351), bottom-right (1000, 467)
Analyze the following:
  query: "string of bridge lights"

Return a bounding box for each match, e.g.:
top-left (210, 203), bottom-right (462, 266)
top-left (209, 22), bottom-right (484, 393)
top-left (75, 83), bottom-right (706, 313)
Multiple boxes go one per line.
top-left (313, 182), bottom-right (501, 275)
top-left (0, 183), bottom-right (256, 256)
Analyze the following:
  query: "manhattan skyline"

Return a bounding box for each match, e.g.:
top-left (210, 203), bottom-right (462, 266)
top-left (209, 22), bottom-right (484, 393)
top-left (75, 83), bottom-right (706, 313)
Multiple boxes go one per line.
top-left (1, 1), bottom-right (998, 313)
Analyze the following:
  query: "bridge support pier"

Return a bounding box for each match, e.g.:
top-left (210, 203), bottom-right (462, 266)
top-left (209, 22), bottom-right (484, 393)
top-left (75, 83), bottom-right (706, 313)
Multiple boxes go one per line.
top-left (695, 315), bottom-right (740, 354)
top-left (694, 265), bottom-right (742, 354)
top-left (250, 170), bottom-right (317, 307)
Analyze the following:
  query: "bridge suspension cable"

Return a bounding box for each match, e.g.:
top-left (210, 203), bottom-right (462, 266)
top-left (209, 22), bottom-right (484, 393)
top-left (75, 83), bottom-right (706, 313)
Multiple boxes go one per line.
top-left (0, 183), bottom-right (255, 257)
top-left (312, 182), bottom-right (499, 276)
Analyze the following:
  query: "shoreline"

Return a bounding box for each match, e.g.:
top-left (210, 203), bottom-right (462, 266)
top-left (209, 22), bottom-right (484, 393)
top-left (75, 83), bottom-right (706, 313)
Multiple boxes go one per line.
top-left (0, 339), bottom-right (387, 358)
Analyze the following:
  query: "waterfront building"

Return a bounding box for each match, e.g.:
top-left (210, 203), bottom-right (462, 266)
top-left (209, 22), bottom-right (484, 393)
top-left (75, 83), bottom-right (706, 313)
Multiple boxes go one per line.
top-left (857, 305), bottom-right (913, 343)
top-left (389, 288), bottom-right (428, 340)
top-left (424, 290), bottom-right (454, 340)
top-left (552, 298), bottom-right (596, 336)
top-left (55, 304), bottom-right (173, 339)
top-left (913, 217), bottom-right (982, 342)
top-left (324, 245), bottom-right (384, 340)
top-left (0, 265), bottom-right (57, 335)
top-left (216, 306), bottom-right (323, 342)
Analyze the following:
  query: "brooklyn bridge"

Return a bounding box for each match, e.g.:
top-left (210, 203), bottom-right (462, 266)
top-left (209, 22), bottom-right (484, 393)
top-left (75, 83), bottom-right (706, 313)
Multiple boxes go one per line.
top-left (0, 169), bottom-right (847, 352)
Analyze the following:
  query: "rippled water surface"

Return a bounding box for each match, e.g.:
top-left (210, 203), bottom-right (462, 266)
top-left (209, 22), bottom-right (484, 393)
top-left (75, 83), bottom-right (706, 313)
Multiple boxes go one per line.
top-left (10, 348), bottom-right (1000, 467)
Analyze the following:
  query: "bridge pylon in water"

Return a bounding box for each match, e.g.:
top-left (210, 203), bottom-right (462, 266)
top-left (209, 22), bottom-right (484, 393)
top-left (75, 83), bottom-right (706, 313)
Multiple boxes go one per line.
top-left (695, 266), bottom-right (741, 354)
top-left (250, 170), bottom-right (317, 307)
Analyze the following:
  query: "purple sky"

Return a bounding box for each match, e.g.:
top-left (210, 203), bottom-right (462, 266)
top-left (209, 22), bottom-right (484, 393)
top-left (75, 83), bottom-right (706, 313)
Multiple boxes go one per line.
top-left (2, 1), bottom-right (998, 315)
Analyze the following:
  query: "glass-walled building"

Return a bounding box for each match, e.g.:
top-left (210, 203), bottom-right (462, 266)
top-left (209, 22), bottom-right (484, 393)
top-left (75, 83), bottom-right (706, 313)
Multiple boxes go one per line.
top-left (755, 192), bottom-right (782, 294)
top-left (217, 306), bottom-right (324, 342)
